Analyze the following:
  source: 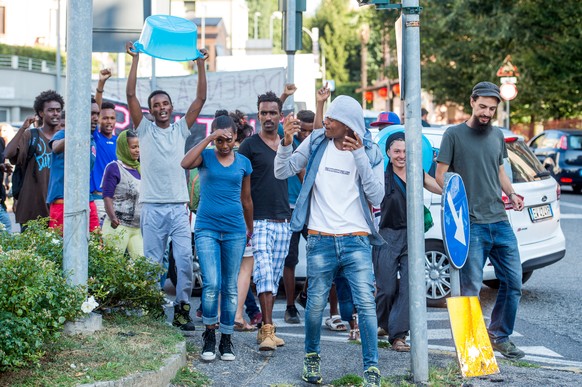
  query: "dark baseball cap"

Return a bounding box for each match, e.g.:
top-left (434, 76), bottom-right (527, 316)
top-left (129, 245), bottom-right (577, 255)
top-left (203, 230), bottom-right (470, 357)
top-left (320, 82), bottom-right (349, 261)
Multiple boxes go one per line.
top-left (472, 81), bottom-right (501, 102)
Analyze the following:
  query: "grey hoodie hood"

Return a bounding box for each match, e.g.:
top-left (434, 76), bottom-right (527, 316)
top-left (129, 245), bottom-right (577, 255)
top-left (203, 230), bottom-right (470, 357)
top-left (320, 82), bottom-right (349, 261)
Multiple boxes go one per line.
top-left (324, 95), bottom-right (373, 147)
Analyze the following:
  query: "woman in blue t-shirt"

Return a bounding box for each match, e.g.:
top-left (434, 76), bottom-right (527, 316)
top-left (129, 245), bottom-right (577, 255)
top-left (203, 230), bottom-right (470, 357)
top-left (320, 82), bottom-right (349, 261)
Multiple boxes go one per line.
top-left (181, 112), bottom-right (253, 362)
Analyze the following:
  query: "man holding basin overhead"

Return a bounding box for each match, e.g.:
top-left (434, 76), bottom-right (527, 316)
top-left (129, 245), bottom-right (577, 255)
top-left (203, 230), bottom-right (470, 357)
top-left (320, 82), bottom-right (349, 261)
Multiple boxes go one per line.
top-left (125, 37), bottom-right (209, 332)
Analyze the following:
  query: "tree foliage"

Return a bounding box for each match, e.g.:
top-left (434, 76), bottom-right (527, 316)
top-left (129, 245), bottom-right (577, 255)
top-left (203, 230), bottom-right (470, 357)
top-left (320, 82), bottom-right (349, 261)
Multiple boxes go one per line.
top-left (310, 0), bottom-right (359, 83)
top-left (246, 0), bottom-right (283, 53)
top-left (421, 0), bottom-right (582, 121)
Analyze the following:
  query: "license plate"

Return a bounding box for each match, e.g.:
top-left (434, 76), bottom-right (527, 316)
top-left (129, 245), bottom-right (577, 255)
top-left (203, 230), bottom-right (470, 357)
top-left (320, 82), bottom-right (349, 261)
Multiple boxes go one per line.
top-left (528, 204), bottom-right (553, 222)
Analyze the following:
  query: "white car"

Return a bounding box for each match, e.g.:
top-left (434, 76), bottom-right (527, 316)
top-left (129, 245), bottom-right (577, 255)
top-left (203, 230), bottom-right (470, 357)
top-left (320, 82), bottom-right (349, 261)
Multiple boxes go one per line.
top-left (295, 126), bottom-right (566, 306)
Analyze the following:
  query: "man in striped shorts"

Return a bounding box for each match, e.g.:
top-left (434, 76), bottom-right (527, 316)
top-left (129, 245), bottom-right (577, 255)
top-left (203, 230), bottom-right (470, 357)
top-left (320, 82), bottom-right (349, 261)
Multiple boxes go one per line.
top-left (238, 91), bottom-right (292, 351)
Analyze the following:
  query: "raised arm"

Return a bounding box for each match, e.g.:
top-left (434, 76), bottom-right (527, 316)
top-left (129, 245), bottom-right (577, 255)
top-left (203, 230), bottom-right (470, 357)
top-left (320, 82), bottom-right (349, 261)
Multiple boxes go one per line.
top-left (184, 49), bottom-right (209, 128)
top-left (314, 83), bottom-right (330, 130)
top-left (95, 68), bottom-right (112, 109)
top-left (125, 41), bottom-right (143, 128)
top-left (279, 83), bottom-right (297, 105)
top-left (180, 128), bottom-right (232, 169)
top-left (4, 115), bottom-right (36, 160)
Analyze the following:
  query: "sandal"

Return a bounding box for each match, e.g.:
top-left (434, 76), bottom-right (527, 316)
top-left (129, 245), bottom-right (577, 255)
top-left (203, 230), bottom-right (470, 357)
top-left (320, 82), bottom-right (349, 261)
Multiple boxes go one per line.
top-left (348, 328), bottom-right (360, 341)
top-left (325, 315), bottom-right (347, 331)
top-left (391, 338), bottom-right (410, 352)
top-left (234, 321), bottom-right (257, 332)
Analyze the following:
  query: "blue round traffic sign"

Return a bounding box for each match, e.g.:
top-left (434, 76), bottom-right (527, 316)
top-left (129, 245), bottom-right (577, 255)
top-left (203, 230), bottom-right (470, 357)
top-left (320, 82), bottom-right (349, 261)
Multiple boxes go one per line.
top-left (441, 173), bottom-right (470, 269)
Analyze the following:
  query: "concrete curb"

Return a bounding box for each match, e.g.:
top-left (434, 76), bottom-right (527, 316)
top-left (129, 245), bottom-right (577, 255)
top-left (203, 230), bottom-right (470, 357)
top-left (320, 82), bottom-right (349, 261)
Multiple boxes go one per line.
top-left (78, 341), bottom-right (187, 387)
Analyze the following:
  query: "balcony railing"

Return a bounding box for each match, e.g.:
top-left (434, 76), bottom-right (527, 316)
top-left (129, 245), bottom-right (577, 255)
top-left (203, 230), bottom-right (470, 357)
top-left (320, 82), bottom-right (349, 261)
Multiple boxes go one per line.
top-left (0, 54), bottom-right (64, 75)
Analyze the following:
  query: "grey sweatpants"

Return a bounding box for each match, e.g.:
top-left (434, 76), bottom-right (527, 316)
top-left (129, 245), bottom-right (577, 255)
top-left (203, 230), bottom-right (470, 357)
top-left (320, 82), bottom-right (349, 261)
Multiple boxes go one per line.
top-left (372, 227), bottom-right (409, 343)
top-left (141, 203), bottom-right (193, 305)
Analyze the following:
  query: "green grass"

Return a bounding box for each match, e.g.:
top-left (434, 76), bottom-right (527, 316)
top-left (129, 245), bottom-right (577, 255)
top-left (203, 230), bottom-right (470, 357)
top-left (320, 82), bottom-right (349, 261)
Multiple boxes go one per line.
top-left (501, 359), bottom-right (540, 368)
top-left (0, 314), bottom-right (184, 387)
top-left (171, 366), bottom-right (211, 386)
top-left (384, 363), bottom-right (464, 386)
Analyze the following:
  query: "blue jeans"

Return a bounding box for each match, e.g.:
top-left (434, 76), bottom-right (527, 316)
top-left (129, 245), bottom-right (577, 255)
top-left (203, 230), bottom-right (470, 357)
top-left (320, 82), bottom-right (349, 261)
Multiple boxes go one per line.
top-left (461, 221), bottom-right (522, 343)
top-left (0, 206), bottom-right (11, 233)
top-left (195, 229), bottom-right (246, 334)
top-left (304, 234), bottom-right (378, 370)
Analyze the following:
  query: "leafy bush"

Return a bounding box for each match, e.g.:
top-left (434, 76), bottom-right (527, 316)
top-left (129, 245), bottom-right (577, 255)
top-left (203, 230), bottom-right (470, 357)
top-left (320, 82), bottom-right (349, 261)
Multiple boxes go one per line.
top-left (0, 43), bottom-right (66, 64)
top-left (87, 233), bottom-right (165, 314)
top-left (0, 250), bottom-right (85, 370)
top-left (0, 219), bottom-right (165, 315)
top-left (0, 219), bottom-right (166, 370)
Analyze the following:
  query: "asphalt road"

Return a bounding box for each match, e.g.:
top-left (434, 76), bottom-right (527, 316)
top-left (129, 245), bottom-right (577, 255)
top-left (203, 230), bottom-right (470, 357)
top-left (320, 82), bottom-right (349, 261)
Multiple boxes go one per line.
top-left (490, 187), bottom-right (582, 364)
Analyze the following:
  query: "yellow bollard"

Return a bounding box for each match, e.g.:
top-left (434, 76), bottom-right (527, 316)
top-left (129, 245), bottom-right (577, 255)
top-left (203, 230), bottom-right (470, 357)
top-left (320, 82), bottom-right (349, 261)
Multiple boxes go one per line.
top-left (447, 296), bottom-right (500, 377)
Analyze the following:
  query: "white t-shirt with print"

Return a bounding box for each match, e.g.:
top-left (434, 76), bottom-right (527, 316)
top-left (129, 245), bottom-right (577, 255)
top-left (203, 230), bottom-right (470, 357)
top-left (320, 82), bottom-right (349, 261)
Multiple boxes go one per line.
top-left (308, 141), bottom-right (369, 234)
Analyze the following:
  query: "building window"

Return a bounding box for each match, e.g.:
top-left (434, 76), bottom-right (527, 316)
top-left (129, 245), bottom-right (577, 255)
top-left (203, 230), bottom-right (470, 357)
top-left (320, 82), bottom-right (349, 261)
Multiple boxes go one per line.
top-left (0, 6), bottom-right (6, 35)
top-left (184, 1), bottom-right (196, 13)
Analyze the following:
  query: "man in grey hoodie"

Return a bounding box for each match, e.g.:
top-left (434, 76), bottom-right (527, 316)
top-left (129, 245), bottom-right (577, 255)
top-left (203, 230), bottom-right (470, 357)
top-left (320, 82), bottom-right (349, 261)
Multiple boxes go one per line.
top-left (275, 86), bottom-right (384, 386)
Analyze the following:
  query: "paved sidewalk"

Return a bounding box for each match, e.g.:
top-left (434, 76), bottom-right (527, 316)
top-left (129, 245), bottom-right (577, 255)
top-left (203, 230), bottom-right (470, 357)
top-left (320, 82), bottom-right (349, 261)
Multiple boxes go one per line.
top-left (170, 299), bottom-right (582, 387)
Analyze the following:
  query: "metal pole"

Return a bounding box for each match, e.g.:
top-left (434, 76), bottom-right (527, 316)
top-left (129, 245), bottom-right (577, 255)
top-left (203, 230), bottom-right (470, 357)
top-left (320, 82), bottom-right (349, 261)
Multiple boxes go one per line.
top-left (55, 0), bottom-right (61, 94)
top-left (506, 99), bottom-right (510, 129)
top-left (201, 5), bottom-right (206, 49)
top-left (287, 54), bottom-right (295, 111)
top-left (402, 0), bottom-right (429, 382)
top-left (285, 0), bottom-right (296, 111)
top-left (254, 12), bottom-right (261, 39)
top-left (63, 0), bottom-right (92, 287)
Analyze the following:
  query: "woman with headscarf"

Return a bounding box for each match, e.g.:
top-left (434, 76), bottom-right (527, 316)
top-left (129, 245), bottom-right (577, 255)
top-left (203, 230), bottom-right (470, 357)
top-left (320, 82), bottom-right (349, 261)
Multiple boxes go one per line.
top-left (101, 130), bottom-right (143, 258)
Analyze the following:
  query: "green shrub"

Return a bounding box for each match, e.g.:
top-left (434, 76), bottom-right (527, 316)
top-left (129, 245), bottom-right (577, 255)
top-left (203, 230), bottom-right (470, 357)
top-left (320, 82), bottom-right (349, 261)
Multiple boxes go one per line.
top-left (0, 219), bottom-right (166, 370)
top-left (87, 233), bottom-right (165, 314)
top-left (0, 43), bottom-right (66, 64)
top-left (0, 250), bottom-right (85, 370)
top-left (0, 218), bottom-right (165, 315)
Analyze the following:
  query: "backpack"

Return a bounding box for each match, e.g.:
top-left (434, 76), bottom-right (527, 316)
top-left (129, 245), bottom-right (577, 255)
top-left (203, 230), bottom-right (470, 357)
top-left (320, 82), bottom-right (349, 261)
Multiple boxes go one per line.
top-left (11, 128), bottom-right (40, 200)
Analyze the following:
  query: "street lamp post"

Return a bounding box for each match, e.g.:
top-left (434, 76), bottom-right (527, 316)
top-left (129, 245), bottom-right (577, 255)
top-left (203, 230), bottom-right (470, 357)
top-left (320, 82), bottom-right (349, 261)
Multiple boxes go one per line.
top-left (302, 27), bottom-right (322, 79)
top-left (254, 11), bottom-right (262, 39)
top-left (269, 11), bottom-right (282, 44)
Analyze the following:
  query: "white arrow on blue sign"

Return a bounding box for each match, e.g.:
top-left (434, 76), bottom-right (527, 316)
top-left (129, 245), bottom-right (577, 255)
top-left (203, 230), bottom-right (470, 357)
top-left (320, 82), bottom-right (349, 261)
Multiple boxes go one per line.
top-left (441, 173), bottom-right (470, 269)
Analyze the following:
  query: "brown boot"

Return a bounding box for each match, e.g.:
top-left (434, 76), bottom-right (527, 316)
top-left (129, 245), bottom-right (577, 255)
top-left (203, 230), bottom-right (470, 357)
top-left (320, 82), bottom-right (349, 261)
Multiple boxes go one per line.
top-left (258, 324), bottom-right (277, 351)
top-left (256, 324), bottom-right (285, 347)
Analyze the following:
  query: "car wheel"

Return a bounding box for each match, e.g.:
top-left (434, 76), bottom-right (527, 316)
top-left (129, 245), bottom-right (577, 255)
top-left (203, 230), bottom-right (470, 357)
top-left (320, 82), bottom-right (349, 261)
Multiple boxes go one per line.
top-left (168, 240), bottom-right (203, 297)
top-left (572, 184), bottom-right (582, 194)
top-left (482, 270), bottom-right (533, 289)
top-left (425, 240), bottom-right (451, 307)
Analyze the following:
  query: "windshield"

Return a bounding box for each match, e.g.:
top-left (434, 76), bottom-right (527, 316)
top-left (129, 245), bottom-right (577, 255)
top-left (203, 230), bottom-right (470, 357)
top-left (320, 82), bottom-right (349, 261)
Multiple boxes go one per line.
top-left (505, 140), bottom-right (549, 183)
top-left (568, 135), bottom-right (582, 150)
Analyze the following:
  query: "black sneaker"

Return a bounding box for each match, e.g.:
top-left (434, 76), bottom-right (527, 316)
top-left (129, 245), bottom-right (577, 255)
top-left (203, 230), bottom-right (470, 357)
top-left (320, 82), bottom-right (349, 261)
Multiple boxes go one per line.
top-left (201, 328), bottom-right (216, 361)
top-left (172, 302), bottom-right (196, 331)
top-left (285, 305), bottom-right (301, 324)
top-left (492, 340), bottom-right (525, 359)
top-left (296, 291), bottom-right (307, 309)
top-left (363, 366), bottom-right (381, 387)
top-left (219, 333), bottom-right (235, 361)
top-left (302, 352), bottom-right (322, 384)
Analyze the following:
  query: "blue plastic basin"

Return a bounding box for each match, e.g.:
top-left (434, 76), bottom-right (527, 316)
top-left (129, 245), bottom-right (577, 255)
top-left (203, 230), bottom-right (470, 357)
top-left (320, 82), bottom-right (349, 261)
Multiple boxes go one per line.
top-left (134, 15), bottom-right (202, 62)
